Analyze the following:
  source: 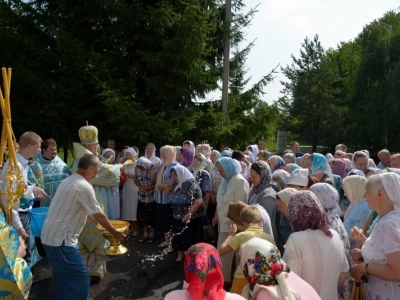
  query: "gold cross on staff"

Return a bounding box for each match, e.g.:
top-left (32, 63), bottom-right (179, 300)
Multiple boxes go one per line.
top-left (0, 68), bottom-right (27, 225)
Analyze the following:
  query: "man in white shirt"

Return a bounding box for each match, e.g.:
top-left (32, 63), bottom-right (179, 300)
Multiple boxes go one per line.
top-left (41, 153), bottom-right (125, 300)
top-left (1, 131), bottom-right (47, 265)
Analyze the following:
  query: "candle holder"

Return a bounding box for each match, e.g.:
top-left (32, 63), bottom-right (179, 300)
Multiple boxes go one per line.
top-left (96, 220), bottom-right (130, 255)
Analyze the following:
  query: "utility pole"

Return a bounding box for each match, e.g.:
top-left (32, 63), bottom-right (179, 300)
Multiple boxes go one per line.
top-left (221, 0), bottom-right (231, 121)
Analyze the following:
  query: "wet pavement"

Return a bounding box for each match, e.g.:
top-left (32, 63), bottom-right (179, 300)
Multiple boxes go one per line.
top-left (28, 234), bottom-right (184, 300)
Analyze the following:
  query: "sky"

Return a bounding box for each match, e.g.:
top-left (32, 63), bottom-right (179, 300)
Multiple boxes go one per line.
top-left (206, 0), bottom-right (400, 104)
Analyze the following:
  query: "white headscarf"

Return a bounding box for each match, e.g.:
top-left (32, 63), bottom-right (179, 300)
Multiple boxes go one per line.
top-left (380, 172), bottom-right (400, 210)
top-left (123, 147), bottom-right (137, 158)
top-left (241, 238), bottom-right (299, 300)
top-left (101, 148), bottom-right (115, 163)
top-left (246, 144), bottom-right (259, 162)
top-left (144, 143), bottom-right (162, 165)
top-left (183, 140), bottom-right (195, 155)
top-left (172, 164), bottom-right (195, 191)
top-left (343, 175), bottom-right (367, 218)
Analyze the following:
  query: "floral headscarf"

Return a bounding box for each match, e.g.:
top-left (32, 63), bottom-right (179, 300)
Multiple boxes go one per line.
top-left (332, 159), bottom-right (346, 178)
top-left (241, 238), bottom-right (298, 300)
top-left (288, 191), bottom-right (333, 237)
top-left (343, 175), bottom-right (367, 218)
top-left (195, 144), bottom-right (212, 159)
top-left (269, 155), bottom-right (286, 172)
top-left (136, 157), bottom-right (153, 176)
top-left (217, 157), bottom-right (239, 196)
top-left (180, 147), bottom-right (194, 168)
top-left (184, 243), bottom-right (226, 300)
top-left (309, 183), bottom-right (341, 221)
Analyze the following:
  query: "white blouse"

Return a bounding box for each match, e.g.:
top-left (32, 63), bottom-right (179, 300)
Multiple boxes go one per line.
top-left (216, 173), bottom-right (249, 233)
top-left (361, 210), bottom-right (400, 299)
top-left (283, 229), bottom-right (348, 300)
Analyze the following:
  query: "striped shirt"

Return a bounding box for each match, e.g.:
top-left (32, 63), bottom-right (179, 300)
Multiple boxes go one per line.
top-left (154, 162), bottom-right (178, 204)
top-left (41, 173), bottom-right (102, 247)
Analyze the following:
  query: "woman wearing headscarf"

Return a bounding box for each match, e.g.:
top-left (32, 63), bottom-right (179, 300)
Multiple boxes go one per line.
top-left (275, 188), bottom-right (297, 255)
top-left (342, 175), bottom-right (370, 249)
top-left (154, 146), bottom-right (178, 248)
top-left (143, 143), bottom-right (162, 165)
top-left (308, 153), bottom-right (335, 186)
top-left (101, 148), bottom-right (115, 163)
top-left (164, 243), bottom-right (246, 300)
top-left (271, 169), bottom-right (290, 190)
top-left (268, 156), bottom-right (286, 172)
top-left (310, 183), bottom-right (353, 299)
top-left (210, 150), bottom-right (220, 164)
top-left (257, 150), bottom-right (271, 162)
top-left (195, 143), bottom-right (213, 173)
top-left (282, 163), bottom-right (300, 174)
top-left (122, 147), bottom-right (140, 235)
top-left (213, 157), bottom-right (249, 283)
top-left (165, 164), bottom-right (205, 262)
top-left (283, 191), bottom-right (349, 299)
top-left (180, 147), bottom-right (194, 169)
top-left (183, 140), bottom-right (196, 155)
top-left (101, 148), bottom-right (120, 219)
top-left (248, 162), bottom-right (279, 240)
top-left (240, 238), bottom-right (321, 300)
top-left (351, 173), bottom-right (400, 299)
top-left (331, 159), bottom-right (346, 178)
top-left (134, 157), bottom-right (156, 243)
top-left (192, 154), bottom-right (212, 213)
top-left (246, 145), bottom-right (259, 163)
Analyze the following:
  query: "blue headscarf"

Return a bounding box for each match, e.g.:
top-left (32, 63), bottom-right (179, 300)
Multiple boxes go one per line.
top-left (346, 169), bottom-right (366, 177)
top-left (311, 153), bottom-right (333, 179)
top-left (290, 164), bottom-right (301, 173)
top-left (217, 157), bottom-right (239, 195)
top-left (218, 149), bottom-right (232, 159)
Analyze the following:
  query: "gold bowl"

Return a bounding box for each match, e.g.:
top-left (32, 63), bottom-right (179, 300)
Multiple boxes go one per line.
top-left (97, 220), bottom-right (130, 255)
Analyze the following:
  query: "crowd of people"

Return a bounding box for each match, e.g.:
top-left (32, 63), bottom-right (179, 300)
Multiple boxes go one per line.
top-left (2, 125), bottom-right (400, 299)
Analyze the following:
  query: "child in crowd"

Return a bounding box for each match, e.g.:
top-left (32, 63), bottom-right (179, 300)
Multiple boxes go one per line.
top-left (218, 206), bottom-right (275, 295)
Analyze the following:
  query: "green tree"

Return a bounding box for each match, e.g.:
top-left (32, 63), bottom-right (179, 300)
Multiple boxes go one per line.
top-left (279, 35), bottom-right (346, 152)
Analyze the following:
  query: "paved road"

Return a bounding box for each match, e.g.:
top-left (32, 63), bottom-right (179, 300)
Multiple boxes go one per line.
top-left (28, 234), bottom-right (184, 300)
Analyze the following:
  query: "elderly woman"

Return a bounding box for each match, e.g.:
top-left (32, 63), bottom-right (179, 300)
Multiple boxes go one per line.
top-left (248, 161), bottom-right (278, 239)
top-left (154, 146), bottom-right (178, 248)
top-left (165, 164), bottom-right (205, 262)
top-left (121, 147), bottom-right (139, 235)
top-left (351, 173), bottom-right (400, 298)
top-left (308, 153), bottom-right (335, 186)
top-left (275, 188), bottom-right (297, 255)
top-left (283, 191), bottom-right (349, 299)
top-left (283, 152), bottom-right (296, 164)
top-left (164, 243), bottom-right (246, 300)
top-left (192, 153), bottom-right (212, 212)
top-left (212, 157), bottom-right (249, 283)
top-left (342, 175), bottom-right (370, 249)
top-left (282, 163), bottom-right (300, 174)
top-left (179, 147), bottom-right (194, 169)
top-left (351, 151), bottom-right (369, 175)
top-left (142, 143), bottom-right (162, 165)
top-left (240, 238), bottom-right (321, 300)
top-left (310, 183), bottom-right (349, 250)
top-left (271, 169), bottom-right (290, 190)
top-left (268, 155), bottom-right (286, 172)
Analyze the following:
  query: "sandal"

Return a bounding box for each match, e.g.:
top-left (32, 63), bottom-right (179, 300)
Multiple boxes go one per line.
top-left (139, 236), bottom-right (149, 242)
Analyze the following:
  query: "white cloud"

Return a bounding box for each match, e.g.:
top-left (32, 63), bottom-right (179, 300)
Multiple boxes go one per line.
top-left (207, 0), bottom-right (400, 104)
